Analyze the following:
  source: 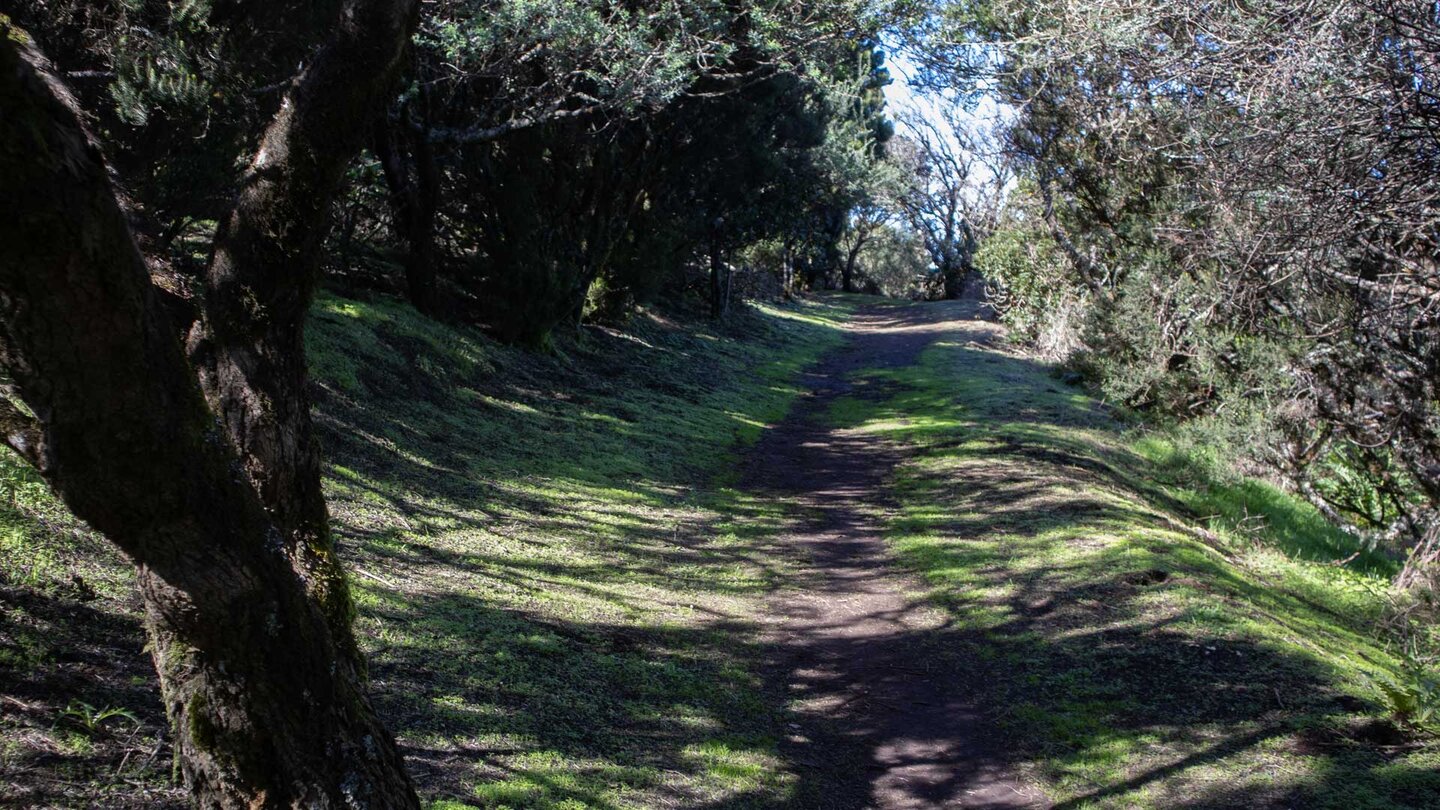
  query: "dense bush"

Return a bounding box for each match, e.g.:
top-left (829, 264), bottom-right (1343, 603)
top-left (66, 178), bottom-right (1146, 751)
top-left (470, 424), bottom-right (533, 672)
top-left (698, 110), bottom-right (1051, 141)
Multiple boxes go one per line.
top-left (931, 0), bottom-right (1440, 586)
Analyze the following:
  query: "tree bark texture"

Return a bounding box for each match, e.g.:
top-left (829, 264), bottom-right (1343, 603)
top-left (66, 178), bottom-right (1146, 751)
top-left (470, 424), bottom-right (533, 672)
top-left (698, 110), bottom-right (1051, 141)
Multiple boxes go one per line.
top-left (0, 8), bottom-right (420, 808)
top-left (186, 0), bottom-right (419, 670)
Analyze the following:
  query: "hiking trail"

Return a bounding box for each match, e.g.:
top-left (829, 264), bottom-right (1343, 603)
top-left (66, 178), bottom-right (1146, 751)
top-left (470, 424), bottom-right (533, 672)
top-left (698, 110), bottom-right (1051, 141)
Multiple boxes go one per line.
top-left (742, 300), bottom-right (1048, 809)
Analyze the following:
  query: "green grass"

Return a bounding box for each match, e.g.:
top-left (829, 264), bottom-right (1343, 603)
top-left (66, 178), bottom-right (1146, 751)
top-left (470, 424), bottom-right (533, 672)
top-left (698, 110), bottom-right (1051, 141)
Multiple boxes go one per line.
top-left (0, 452), bottom-right (178, 806)
top-left (307, 292), bottom-right (852, 808)
top-left (0, 290), bottom-right (851, 809)
top-left (824, 318), bottom-right (1440, 808)
top-left (8, 289), bottom-right (1435, 808)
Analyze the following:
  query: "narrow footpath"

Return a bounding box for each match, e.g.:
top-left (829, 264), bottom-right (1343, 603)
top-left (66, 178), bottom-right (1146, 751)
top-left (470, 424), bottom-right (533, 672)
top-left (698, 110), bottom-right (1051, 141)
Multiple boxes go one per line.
top-left (741, 300), bottom-right (1048, 809)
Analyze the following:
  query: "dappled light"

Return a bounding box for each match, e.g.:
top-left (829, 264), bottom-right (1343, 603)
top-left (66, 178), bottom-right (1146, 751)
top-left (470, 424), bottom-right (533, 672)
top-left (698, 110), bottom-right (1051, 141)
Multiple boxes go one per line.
top-left (841, 305), bottom-right (1437, 807)
top-left (308, 294), bottom-right (852, 806)
top-left (4, 1), bottom-right (1438, 807)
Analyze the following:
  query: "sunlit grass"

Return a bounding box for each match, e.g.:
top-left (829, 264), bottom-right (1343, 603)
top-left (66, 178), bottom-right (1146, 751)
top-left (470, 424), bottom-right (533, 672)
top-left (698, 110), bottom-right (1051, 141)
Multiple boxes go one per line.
top-left (307, 293), bottom-right (853, 808)
top-left (830, 331), bottom-right (1440, 808)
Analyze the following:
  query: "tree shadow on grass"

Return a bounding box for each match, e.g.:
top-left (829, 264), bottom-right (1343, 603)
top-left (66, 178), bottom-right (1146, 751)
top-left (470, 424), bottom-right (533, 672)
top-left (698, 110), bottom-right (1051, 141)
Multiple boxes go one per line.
top-left (0, 586), bottom-right (185, 808)
top-left (323, 481), bottom-right (809, 806)
top-left (362, 586), bottom-right (784, 806)
top-left (306, 295), bottom-right (1439, 809)
top-left (307, 295), bottom-right (862, 806)
top-left (816, 322), bottom-right (1440, 809)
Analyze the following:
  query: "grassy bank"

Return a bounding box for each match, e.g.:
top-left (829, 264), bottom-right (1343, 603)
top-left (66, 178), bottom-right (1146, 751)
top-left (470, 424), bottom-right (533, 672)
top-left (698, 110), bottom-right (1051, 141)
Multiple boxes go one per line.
top-left (0, 292), bottom-right (852, 809)
top-left (826, 305), bottom-right (1440, 808)
top-left (8, 291), bottom-right (1433, 809)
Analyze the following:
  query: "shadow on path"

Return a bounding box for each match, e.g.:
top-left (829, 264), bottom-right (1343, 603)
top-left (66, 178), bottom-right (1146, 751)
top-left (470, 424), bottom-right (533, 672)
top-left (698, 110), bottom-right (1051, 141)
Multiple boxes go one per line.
top-left (310, 294), bottom-right (1409, 808)
top-left (740, 300), bottom-right (1048, 809)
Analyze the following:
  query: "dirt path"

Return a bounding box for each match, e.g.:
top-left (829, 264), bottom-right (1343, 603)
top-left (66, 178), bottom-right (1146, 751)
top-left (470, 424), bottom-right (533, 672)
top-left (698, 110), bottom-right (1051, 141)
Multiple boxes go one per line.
top-left (742, 300), bottom-right (1048, 810)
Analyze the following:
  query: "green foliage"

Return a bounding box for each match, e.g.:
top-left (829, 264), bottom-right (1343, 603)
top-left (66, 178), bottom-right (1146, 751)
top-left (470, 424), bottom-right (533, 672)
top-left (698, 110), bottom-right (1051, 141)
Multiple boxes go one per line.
top-left (1375, 657), bottom-right (1440, 732)
top-left (57, 701), bottom-right (140, 736)
top-left (852, 223), bottom-right (930, 296)
top-left (382, 1), bottom-right (906, 336)
top-left (1082, 277), bottom-right (1293, 419)
top-left (420, 0), bottom-right (704, 115)
top-left (1138, 437), bottom-right (1394, 575)
top-left (16, 0), bottom-right (355, 249)
top-left (0, 454), bottom-right (48, 508)
top-left (937, 0), bottom-right (1440, 576)
top-left (974, 209), bottom-right (1070, 344)
top-left (1308, 444), bottom-right (1431, 534)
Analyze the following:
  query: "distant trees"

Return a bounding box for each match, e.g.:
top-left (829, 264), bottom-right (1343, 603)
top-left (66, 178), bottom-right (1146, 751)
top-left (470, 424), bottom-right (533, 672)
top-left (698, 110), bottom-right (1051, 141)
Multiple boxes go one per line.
top-left (839, 195), bottom-right (895, 293)
top-left (848, 222), bottom-right (934, 298)
top-left (890, 105), bottom-right (1009, 299)
top-left (340, 0), bottom-right (903, 343)
top-left (933, 0), bottom-right (1440, 583)
top-left (801, 43), bottom-right (898, 294)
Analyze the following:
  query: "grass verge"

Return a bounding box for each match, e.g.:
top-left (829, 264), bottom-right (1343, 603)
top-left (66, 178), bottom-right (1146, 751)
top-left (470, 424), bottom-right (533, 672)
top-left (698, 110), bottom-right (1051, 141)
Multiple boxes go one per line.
top-left (826, 312), bottom-right (1440, 809)
top-left (0, 292), bottom-right (851, 809)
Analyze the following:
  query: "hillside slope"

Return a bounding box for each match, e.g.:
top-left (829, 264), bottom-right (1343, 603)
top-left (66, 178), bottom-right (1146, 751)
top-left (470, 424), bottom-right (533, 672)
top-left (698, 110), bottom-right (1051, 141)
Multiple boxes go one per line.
top-left (2, 294), bottom-right (1436, 809)
top-left (828, 300), bottom-right (1440, 808)
top-left (0, 293), bottom-right (851, 808)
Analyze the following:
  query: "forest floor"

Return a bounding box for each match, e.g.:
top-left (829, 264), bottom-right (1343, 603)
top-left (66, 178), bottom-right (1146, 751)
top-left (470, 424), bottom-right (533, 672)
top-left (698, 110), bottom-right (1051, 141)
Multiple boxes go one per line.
top-left (2, 293), bottom-right (1439, 808)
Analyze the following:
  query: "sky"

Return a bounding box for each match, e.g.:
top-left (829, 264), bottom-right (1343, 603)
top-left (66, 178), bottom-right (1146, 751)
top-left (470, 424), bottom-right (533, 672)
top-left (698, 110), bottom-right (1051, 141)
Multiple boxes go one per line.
top-left (880, 47), bottom-right (938, 125)
top-left (880, 46), bottom-right (1016, 193)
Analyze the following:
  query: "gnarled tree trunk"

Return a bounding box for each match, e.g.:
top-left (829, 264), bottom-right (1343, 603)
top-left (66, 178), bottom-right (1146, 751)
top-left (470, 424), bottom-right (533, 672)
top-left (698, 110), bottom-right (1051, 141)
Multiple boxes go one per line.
top-left (186, 0), bottom-right (419, 671)
top-left (842, 234), bottom-right (869, 294)
top-left (0, 3), bottom-right (420, 806)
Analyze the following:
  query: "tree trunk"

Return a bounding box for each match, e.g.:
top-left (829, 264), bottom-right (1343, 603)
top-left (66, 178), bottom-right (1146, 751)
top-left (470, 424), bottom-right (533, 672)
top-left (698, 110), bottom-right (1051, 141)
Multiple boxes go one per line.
top-left (842, 236), bottom-right (868, 294)
top-left (188, 0), bottom-right (418, 669)
top-left (781, 243), bottom-right (795, 300)
top-left (710, 241), bottom-right (730, 319)
top-left (0, 11), bottom-right (420, 810)
top-left (941, 259), bottom-right (965, 299)
top-left (375, 107), bottom-right (442, 317)
top-left (801, 252), bottom-right (822, 290)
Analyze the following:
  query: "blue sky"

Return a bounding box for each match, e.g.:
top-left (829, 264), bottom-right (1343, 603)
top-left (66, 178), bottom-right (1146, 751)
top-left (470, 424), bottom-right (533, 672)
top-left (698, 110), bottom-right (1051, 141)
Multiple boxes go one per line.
top-left (881, 46), bottom-right (1015, 193)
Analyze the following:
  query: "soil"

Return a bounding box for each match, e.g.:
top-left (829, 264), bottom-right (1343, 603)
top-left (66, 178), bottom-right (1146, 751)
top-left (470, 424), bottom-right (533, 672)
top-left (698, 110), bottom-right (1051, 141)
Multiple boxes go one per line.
top-left (742, 299), bottom-right (1049, 809)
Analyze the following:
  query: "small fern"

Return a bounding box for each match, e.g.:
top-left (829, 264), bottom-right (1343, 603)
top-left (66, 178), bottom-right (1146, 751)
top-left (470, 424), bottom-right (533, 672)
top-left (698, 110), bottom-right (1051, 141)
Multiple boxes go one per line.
top-left (57, 701), bottom-right (141, 736)
top-left (1375, 658), bottom-right (1440, 732)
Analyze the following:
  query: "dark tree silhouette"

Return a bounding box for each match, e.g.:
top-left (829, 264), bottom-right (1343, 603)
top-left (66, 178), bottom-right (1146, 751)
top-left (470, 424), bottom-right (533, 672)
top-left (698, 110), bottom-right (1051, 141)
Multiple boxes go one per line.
top-left (0, 0), bottom-right (422, 803)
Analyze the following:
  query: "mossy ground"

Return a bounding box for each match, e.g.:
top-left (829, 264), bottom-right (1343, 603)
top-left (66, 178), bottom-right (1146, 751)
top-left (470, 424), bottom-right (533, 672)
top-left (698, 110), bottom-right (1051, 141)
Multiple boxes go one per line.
top-left (0, 438), bottom-right (176, 807)
top-left (0, 291), bottom-right (851, 808)
top-left (823, 301), bottom-right (1440, 808)
top-left (312, 292), bottom-right (852, 808)
top-left (2, 292), bottom-right (1435, 809)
